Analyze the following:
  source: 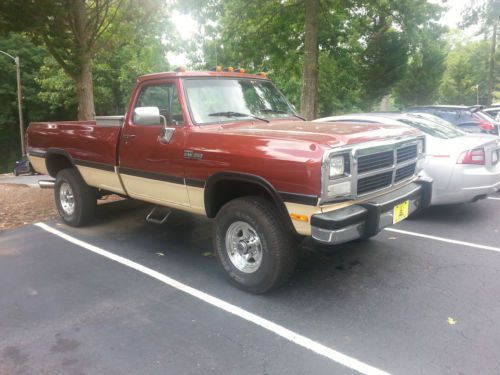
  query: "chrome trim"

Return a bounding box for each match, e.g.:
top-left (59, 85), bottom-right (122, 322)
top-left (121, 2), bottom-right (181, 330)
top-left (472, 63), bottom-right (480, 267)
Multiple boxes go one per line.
top-left (320, 135), bottom-right (425, 204)
top-left (38, 180), bottom-right (55, 189)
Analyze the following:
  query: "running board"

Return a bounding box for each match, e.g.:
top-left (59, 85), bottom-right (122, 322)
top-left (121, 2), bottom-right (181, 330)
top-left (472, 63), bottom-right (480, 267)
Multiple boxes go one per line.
top-left (146, 206), bottom-right (171, 225)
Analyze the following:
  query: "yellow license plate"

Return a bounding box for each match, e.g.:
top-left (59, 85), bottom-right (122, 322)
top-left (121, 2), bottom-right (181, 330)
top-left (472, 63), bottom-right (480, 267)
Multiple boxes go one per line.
top-left (393, 200), bottom-right (409, 224)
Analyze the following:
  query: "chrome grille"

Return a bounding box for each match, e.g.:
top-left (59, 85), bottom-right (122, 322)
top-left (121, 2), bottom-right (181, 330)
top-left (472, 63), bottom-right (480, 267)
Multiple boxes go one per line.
top-left (357, 172), bottom-right (393, 195)
top-left (397, 145), bottom-right (417, 163)
top-left (320, 136), bottom-right (424, 204)
top-left (357, 151), bottom-right (394, 173)
top-left (354, 142), bottom-right (420, 196)
top-left (395, 163), bottom-right (416, 182)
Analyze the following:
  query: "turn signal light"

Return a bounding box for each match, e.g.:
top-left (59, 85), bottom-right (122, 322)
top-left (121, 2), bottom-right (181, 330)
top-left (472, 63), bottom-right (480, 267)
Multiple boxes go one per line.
top-left (457, 148), bottom-right (485, 165)
top-left (290, 213), bottom-right (309, 222)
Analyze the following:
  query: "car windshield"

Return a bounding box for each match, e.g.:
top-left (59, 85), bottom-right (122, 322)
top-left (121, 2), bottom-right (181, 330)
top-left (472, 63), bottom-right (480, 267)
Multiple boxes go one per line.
top-left (398, 115), bottom-right (465, 139)
top-left (183, 78), bottom-right (297, 125)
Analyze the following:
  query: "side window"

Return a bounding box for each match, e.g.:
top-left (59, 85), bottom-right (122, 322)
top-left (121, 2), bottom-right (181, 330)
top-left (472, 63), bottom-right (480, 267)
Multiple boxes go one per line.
top-left (434, 109), bottom-right (458, 123)
top-left (134, 83), bottom-right (184, 125)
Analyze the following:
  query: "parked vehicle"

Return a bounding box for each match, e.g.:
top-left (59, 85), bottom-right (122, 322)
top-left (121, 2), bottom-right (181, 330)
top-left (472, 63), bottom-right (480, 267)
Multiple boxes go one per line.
top-left (407, 105), bottom-right (499, 135)
top-left (483, 107), bottom-right (500, 121)
top-left (12, 157), bottom-right (35, 176)
top-left (315, 113), bottom-right (500, 205)
top-left (26, 69), bottom-right (431, 293)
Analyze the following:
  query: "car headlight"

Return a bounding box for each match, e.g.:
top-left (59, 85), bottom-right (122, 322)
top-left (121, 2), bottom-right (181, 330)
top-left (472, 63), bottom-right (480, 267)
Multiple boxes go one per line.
top-left (329, 155), bottom-right (345, 178)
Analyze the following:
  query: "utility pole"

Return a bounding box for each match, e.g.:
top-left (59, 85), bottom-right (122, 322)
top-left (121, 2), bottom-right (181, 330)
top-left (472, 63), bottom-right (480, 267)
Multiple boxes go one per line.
top-left (0, 50), bottom-right (25, 156)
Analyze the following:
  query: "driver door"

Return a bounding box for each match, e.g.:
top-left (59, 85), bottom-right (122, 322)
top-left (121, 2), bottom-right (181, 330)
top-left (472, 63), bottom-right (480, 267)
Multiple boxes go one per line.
top-left (119, 81), bottom-right (190, 207)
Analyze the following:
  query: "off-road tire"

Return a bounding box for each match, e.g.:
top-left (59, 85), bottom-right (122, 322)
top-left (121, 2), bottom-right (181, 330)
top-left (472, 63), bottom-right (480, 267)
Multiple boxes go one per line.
top-left (213, 196), bottom-right (297, 293)
top-left (55, 168), bottom-right (97, 227)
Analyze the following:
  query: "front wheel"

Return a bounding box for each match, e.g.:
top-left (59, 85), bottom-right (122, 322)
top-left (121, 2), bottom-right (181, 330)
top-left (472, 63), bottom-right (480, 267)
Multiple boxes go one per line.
top-left (54, 168), bottom-right (97, 227)
top-left (213, 197), bottom-right (297, 293)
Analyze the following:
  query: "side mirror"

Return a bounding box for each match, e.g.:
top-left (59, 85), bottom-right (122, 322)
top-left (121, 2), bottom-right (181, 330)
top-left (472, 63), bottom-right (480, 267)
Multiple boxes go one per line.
top-left (133, 106), bottom-right (161, 125)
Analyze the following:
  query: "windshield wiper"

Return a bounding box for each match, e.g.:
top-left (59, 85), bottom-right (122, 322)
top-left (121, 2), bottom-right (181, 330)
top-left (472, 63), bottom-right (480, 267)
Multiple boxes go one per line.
top-left (259, 108), bottom-right (306, 121)
top-left (208, 111), bottom-right (269, 123)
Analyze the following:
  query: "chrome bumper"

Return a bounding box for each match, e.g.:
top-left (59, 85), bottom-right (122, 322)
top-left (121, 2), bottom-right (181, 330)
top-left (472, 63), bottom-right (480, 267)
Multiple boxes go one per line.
top-left (311, 179), bottom-right (432, 245)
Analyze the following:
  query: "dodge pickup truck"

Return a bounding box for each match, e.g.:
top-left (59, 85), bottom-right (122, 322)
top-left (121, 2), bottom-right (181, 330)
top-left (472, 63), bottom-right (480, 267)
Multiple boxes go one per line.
top-left (27, 69), bottom-right (432, 293)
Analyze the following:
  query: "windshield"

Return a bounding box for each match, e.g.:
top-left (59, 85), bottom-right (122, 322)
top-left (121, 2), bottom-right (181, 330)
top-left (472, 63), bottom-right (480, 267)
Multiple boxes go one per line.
top-left (398, 115), bottom-right (465, 139)
top-left (183, 78), bottom-right (297, 125)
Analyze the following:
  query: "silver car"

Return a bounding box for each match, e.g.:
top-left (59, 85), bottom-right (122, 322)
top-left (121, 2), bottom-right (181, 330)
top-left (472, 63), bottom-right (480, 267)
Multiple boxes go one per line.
top-left (314, 113), bottom-right (500, 205)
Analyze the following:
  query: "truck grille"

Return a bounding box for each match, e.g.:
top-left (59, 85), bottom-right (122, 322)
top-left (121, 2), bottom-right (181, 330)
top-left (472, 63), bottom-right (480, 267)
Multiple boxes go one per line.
top-left (355, 143), bottom-right (419, 196)
top-left (395, 163), bottom-right (416, 182)
top-left (358, 151), bottom-right (394, 173)
top-left (357, 172), bottom-right (393, 195)
top-left (397, 145), bottom-right (417, 163)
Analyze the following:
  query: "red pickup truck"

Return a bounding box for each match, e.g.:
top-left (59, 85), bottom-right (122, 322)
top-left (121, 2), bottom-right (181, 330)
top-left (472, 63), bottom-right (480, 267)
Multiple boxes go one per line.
top-left (27, 69), bottom-right (431, 293)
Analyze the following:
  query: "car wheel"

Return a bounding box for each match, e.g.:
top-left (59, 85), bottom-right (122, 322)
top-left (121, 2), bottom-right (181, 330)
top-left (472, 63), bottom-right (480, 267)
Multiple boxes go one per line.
top-left (213, 196), bottom-right (297, 293)
top-left (54, 168), bottom-right (97, 227)
top-left (13, 169), bottom-right (18, 176)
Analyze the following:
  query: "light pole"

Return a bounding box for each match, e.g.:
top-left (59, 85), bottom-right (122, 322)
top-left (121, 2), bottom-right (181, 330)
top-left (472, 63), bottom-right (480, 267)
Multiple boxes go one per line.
top-left (0, 50), bottom-right (25, 156)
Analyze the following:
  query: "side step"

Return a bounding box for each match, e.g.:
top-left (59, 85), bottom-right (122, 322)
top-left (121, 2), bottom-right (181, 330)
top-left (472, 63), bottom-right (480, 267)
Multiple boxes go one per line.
top-left (146, 206), bottom-right (171, 225)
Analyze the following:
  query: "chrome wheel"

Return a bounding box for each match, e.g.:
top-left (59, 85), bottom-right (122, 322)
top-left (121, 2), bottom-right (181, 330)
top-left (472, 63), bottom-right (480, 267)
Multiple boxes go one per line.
top-left (225, 221), bottom-right (263, 273)
top-left (59, 181), bottom-right (75, 216)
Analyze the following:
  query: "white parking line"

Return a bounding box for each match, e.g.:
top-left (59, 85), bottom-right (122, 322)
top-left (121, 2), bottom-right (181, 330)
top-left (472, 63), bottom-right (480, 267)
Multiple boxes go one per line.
top-left (35, 222), bottom-right (389, 375)
top-left (487, 197), bottom-right (500, 201)
top-left (385, 228), bottom-right (500, 253)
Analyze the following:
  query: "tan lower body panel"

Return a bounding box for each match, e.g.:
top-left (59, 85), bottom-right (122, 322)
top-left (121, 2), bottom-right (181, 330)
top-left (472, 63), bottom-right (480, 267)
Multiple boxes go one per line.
top-left (120, 174), bottom-right (207, 215)
top-left (28, 156), bottom-right (49, 175)
top-left (77, 165), bottom-right (126, 195)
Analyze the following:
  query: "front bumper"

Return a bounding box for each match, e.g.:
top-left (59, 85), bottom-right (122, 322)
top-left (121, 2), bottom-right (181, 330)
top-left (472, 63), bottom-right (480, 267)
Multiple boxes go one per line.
top-left (311, 179), bottom-right (432, 244)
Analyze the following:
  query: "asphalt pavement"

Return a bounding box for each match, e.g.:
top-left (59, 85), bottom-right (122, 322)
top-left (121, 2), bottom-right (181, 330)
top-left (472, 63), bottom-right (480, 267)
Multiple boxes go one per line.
top-left (1, 191), bottom-right (499, 375)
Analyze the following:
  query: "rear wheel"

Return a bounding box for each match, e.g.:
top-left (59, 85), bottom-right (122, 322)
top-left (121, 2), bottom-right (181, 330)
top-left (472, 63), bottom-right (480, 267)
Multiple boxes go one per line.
top-left (213, 196), bottom-right (297, 293)
top-left (54, 168), bottom-right (97, 227)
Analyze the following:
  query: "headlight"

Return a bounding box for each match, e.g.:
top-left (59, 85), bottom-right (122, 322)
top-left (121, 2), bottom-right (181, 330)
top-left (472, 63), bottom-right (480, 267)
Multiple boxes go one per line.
top-left (329, 155), bottom-right (345, 178)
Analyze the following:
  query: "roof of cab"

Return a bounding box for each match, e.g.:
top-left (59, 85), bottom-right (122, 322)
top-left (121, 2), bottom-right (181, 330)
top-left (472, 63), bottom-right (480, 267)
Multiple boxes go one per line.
top-left (137, 71), bottom-right (270, 82)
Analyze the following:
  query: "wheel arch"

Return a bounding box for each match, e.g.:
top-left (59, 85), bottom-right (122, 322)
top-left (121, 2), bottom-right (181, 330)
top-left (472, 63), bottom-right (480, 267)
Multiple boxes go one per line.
top-left (45, 148), bottom-right (76, 178)
top-left (204, 172), bottom-right (297, 235)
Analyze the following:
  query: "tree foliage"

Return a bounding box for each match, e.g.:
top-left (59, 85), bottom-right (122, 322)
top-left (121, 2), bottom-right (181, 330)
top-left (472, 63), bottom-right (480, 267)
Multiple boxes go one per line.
top-left (0, 0), bottom-right (167, 119)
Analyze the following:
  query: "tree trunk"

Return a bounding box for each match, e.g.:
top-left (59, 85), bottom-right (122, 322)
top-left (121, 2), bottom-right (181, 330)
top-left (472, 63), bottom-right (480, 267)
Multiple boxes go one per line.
top-left (300, 0), bottom-right (319, 120)
top-left (487, 18), bottom-right (497, 106)
top-left (73, 0), bottom-right (95, 120)
top-left (75, 52), bottom-right (95, 120)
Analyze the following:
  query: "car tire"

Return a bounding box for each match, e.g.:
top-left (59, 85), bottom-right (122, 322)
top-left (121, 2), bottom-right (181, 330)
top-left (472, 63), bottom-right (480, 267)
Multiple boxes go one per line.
top-left (13, 169), bottom-right (18, 176)
top-left (54, 168), bottom-right (97, 227)
top-left (213, 196), bottom-right (297, 293)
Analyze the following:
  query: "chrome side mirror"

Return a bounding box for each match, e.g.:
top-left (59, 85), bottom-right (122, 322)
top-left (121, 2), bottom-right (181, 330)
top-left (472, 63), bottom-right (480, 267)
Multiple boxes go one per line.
top-left (133, 106), bottom-right (161, 125)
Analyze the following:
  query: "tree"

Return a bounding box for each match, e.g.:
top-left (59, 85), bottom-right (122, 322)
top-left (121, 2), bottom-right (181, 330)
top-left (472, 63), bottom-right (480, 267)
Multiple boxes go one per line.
top-left (462, 0), bottom-right (500, 106)
top-left (393, 24), bottom-right (447, 107)
top-left (438, 38), bottom-right (491, 105)
top-left (180, 0), bottom-right (444, 117)
top-left (300, 0), bottom-right (320, 119)
top-left (0, 0), bottom-right (165, 120)
top-left (0, 32), bottom-right (72, 172)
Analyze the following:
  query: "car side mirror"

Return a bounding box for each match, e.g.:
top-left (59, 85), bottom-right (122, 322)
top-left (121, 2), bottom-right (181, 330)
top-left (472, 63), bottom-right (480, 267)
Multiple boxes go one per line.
top-left (133, 106), bottom-right (161, 125)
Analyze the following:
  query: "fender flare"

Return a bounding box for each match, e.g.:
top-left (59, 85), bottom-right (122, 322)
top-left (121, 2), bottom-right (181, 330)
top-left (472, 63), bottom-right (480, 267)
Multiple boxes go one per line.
top-left (204, 172), bottom-right (297, 234)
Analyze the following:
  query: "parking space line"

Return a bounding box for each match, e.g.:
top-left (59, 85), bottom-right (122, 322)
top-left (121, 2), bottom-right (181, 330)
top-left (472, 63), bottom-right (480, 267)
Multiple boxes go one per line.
top-left (385, 228), bottom-right (500, 253)
top-left (34, 222), bottom-right (389, 375)
top-left (487, 197), bottom-right (500, 201)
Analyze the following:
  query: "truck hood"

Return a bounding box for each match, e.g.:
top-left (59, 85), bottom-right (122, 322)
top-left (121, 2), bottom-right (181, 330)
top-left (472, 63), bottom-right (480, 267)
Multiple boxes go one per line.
top-left (215, 120), bottom-right (420, 148)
